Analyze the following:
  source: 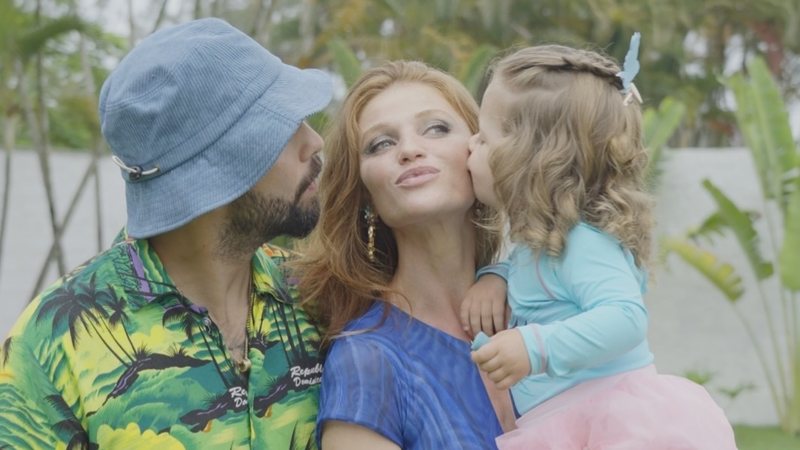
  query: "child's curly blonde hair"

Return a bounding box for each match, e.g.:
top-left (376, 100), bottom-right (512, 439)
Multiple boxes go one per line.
top-left (487, 45), bottom-right (653, 267)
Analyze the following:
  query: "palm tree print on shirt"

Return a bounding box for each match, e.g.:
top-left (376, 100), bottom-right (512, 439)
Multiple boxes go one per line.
top-left (0, 239), bottom-right (322, 449)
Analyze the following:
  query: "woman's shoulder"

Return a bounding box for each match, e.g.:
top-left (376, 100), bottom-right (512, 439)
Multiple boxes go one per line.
top-left (321, 306), bottom-right (411, 401)
top-left (327, 304), bottom-right (406, 363)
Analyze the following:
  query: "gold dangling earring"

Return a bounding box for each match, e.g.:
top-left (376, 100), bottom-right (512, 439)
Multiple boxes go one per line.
top-left (364, 206), bottom-right (376, 262)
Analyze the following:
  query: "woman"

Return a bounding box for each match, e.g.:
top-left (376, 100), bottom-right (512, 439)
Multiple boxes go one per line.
top-left (293, 61), bottom-right (514, 449)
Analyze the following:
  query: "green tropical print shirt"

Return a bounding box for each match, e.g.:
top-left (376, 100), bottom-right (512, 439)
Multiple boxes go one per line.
top-left (0, 238), bottom-right (323, 449)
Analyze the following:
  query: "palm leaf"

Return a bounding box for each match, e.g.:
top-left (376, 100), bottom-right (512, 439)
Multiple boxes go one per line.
top-left (17, 16), bottom-right (85, 62)
top-left (687, 211), bottom-right (728, 242)
top-left (725, 57), bottom-right (794, 205)
top-left (457, 44), bottom-right (496, 98)
top-left (643, 97), bottom-right (686, 189)
top-left (328, 39), bottom-right (361, 88)
top-left (45, 395), bottom-right (77, 422)
top-left (304, 432), bottom-right (316, 450)
top-left (289, 422), bottom-right (300, 450)
top-left (687, 209), bottom-right (761, 243)
top-left (661, 236), bottom-right (744, 302)
top-left (702, 179), bottom-right (773, 279)
top-left (779, 183), bottom-right (800, 290)
top-left (746, 58), bottom-right (795, 176)
top-left (1, 337), bottom-right (11, 367)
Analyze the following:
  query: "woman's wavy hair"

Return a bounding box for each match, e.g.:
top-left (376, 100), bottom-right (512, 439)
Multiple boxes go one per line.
top-left (487, 45), bottom-right (653, 267)
top-left (291, 60), bottom-right (500, 342)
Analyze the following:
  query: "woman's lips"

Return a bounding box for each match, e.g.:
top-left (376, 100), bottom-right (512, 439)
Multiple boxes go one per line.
top-left (395, 166), bottom-right (440, 186)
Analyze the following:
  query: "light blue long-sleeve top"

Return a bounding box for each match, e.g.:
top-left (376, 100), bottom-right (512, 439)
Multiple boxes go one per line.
top-left (481, 222), bottom-right (654, 416)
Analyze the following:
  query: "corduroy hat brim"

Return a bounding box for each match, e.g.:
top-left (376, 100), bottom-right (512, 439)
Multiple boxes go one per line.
top-left (124, 63), bottom-right (332, 239)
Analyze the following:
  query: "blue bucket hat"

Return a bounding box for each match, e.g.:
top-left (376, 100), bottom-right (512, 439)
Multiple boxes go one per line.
top-left (99, 18), bottom-right (333, 239)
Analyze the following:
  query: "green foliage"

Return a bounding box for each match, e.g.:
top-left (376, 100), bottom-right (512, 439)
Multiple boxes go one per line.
top-left (458, 44), bottom-right (497, 98)
top-left (17, 16), bottom-right (85, 62)
top-left (726, 58), bottom-right (796, 204)
top-left (782, 187), bottom-right (800, 290)
top-left (660, 237), bottom-right (744, 302)
top-left (643, 97), bottom-right (686, 189)
top-left (734, 425), bottom-right (800, 450)
top-left (662, 56), bottom-right (800, 435)
top-left (683, 369), bottom-right (714, 386)
top-left (48, 95), bottom-right (97, 149)
top-left (718, 382), bottom-right (756, 402)
top-left (701, 179), bottom-right (773, 279)
top-left (328, 39), bottom-right (362, 88)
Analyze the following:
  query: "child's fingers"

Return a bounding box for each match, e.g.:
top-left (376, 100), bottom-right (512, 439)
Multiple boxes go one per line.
top-left (470, 342), bottom-right (499, 365)
top-left (486, 365), bottom-right (509, 383)
top-left (475, 350), bottom-right (507, 376)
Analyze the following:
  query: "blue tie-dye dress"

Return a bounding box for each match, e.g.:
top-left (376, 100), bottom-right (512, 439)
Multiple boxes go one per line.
top-left (317, 303), bottom-right (502, 449)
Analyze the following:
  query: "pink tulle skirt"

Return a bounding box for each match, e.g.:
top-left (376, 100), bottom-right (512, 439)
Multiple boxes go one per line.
top-left (496, 365), bottom-right (737, 450)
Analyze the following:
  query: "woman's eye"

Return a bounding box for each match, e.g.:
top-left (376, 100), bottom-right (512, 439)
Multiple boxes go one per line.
top-left (365, 137), bottom-right (394, 155)
top-left (424, 121), bottom-right (450, 136)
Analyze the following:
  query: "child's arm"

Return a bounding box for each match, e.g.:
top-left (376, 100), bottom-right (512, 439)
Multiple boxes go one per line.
top-left (524, 227), bottom-right (648, 377)
top-left (460, 263), bottom-right (510, 337)
top-left (474, 227), bottom-right (648, 385)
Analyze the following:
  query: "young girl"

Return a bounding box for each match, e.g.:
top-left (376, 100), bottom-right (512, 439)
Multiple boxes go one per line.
top-left (465, 41), bottom-right (738, 449)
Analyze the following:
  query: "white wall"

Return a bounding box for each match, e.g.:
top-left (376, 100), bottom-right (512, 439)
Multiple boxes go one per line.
top-left (0, 150), bottom-right (126, 333)
top-left (0, 147), bottom-right (786, 425)
top-left (647, 148), bottom-right (784, 425)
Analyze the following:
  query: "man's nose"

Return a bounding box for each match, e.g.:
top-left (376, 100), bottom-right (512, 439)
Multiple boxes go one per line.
top-left (300, 123), bottom-right (324, 161)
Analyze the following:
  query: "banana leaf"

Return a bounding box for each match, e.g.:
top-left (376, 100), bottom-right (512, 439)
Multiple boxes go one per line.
top-left (458, 44), bottom-right (496, 98)
top-left (780, 183), bottom-right (800, 290)
top-left (661, 237), bottom-right (744, 302)
top-left (643, 97), bottom-right (686, 189)
top-left (725, 57), bottom-right (794, 206)
top-left (687, 211), bottom-right (727, 242)
top-left (702, 179), bottom-right (773, 279)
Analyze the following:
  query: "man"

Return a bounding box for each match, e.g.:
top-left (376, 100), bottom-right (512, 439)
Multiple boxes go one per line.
top-left (0, 18), bottom-right (332, 449)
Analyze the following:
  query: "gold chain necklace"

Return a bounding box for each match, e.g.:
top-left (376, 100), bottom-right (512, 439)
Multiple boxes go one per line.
top-left (230, 274), bottom-right (253, 374)
top-left (198, 274), bottom-right (254, 374)
top-left (175, 272), bottom-right (254, 375)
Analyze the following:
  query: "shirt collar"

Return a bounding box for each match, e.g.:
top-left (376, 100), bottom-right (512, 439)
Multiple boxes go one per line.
top-left (119, 238), bottom-right (297, 311)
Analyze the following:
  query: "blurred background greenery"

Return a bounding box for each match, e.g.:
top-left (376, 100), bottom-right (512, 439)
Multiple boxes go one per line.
top-left (2, 0), bottom-right (798, 151)
top-left (1, 0), bottom-right (799, 447)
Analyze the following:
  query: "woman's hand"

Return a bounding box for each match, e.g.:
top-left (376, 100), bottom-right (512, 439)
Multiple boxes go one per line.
top-left (471, 328), bottom-right (531, 390)
top-left (460, 274), bottom-right (508, 338)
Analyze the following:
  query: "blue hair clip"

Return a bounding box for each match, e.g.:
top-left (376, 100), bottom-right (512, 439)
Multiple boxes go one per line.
top-left (618, 32), bottom-right (642, 105)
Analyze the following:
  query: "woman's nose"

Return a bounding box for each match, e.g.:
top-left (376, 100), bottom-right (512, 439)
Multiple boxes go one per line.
top-left (397, 136), bottom-right (425, 162)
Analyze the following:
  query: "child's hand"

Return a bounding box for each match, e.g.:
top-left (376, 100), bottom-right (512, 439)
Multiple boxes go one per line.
top-left (460, 274), bottom-right (508, 338)
top-left (471, 329), bottom-right (531, 390)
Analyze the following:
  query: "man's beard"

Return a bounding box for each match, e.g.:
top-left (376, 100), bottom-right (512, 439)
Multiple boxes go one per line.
top-left (218, 160), bottom-right (320, 258)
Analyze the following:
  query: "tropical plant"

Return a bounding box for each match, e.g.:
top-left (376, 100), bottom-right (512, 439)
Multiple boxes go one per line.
top-left (642, 96), bottom-right (687, 190)
top-left (661, 56), bottom-right (800, 435)
top-left (0, 0), bottom-right (126, 299)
